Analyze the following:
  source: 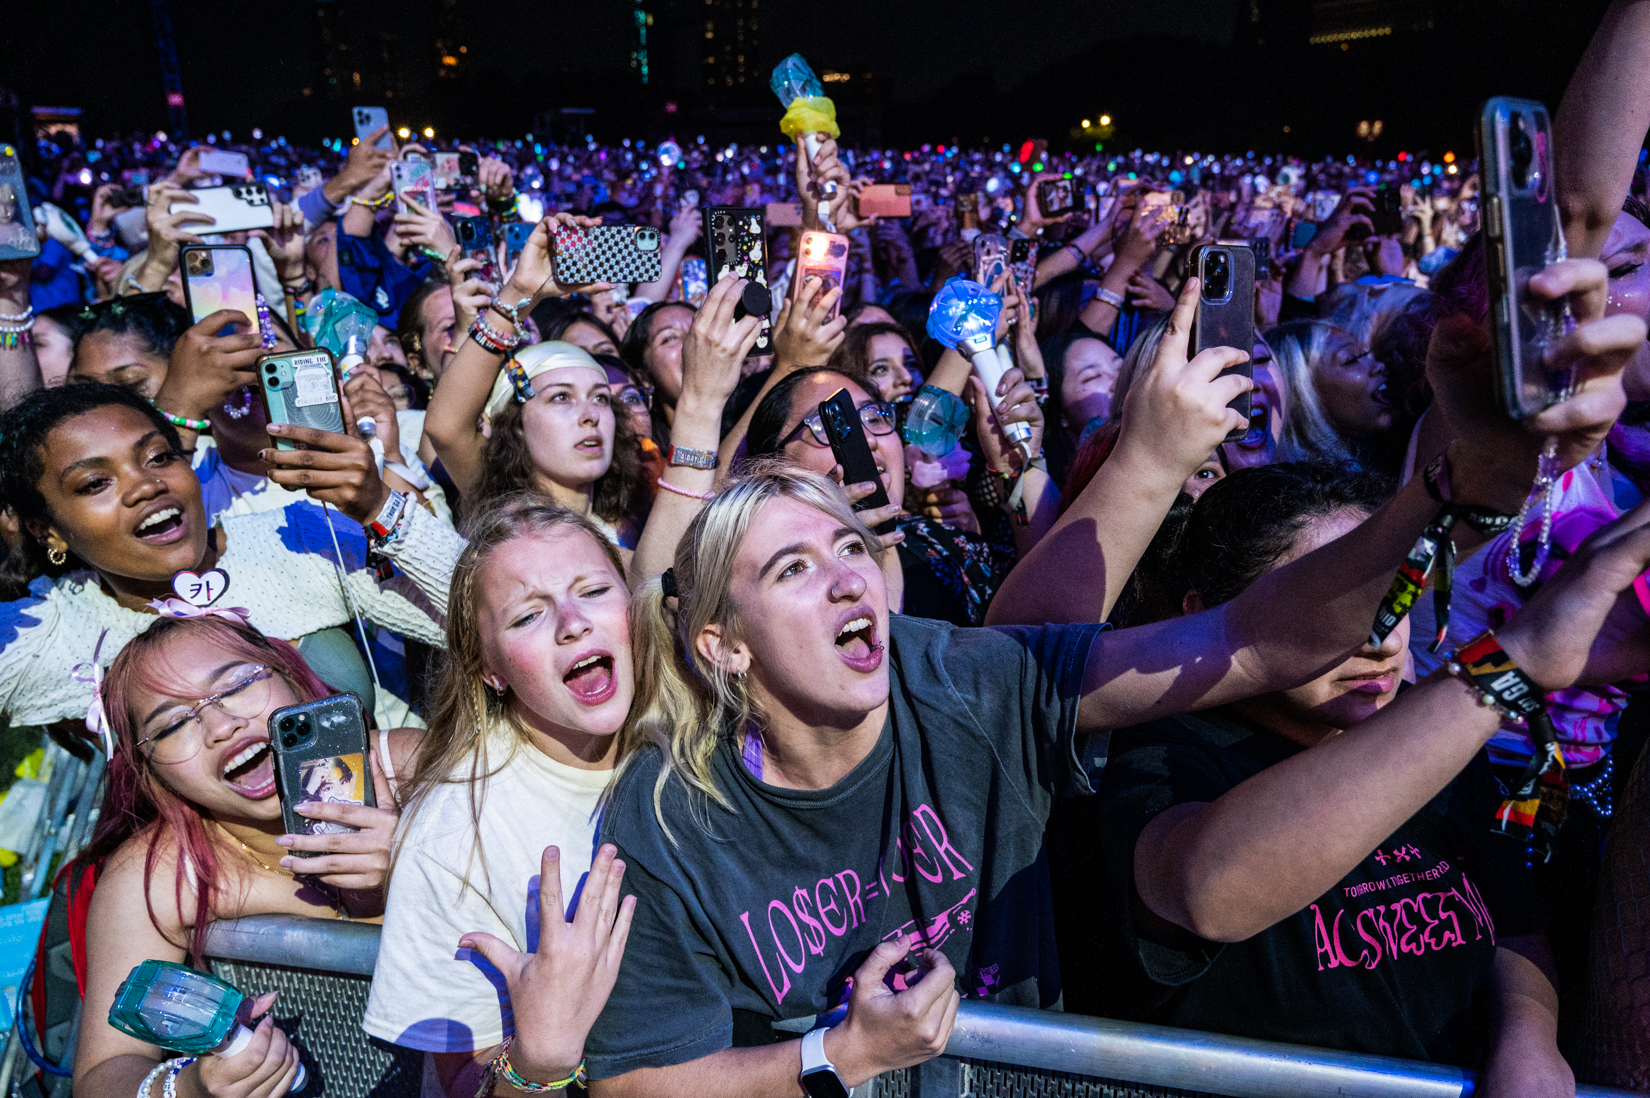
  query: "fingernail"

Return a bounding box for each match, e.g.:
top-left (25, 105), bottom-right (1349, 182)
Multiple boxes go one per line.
top-left (279, 857), bottom-right (294, 869)
top-left (275, 835), bottom-right (293, 847)
top-left (257, 450), bottom-right (267, 461)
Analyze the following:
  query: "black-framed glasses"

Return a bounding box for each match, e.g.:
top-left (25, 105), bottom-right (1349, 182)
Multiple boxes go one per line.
top-left (783, 400), bottom-right (898, 448)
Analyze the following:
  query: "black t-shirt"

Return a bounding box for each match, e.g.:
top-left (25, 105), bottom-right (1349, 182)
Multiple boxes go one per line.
top-left (585, 615), bottom-right (1106, 1079)
top-left (1049, 706), bottom-right (1543, 1064)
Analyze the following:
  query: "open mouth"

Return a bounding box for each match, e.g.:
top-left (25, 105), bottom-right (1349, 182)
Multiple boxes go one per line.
top-left (1240, 402), bottom-right (1269, 448)
top-left (563, 652), bottom-right (617, 705)
top-left (834, 613), bottom-right (883, 672)
top-left (1372, 381), bottom-right (1391, 408)
top-left (576, 435), bottom-right (605, 452)
top-left (222, 740), bottom-right (275, 797)
top-left (134, 505), bottom-right (187, 543)
top-left (1342, 670), bottom-right (1397, 695)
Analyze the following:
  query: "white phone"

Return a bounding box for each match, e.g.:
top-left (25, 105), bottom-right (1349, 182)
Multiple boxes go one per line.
top-left (169, 184), bottom-right (275, 234)
top-left (198, 150), bottom-right (250, 178)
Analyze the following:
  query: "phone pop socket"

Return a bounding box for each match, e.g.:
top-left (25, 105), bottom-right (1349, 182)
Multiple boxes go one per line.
top-left (109, 960), bottom-right (308, 1090)
top-left (737, 281), bottom-right (773, 321)
top-left (928, 279), bottom-right (1033, 458)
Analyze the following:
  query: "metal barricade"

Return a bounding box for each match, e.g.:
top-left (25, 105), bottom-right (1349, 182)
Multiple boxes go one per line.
top-left (202, 915), bottom-right (1647, 1098)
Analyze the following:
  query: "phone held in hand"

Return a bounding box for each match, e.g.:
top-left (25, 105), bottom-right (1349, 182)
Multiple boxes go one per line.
top-left (198, 149), bottom-right (250, 179)
top-left (1478, 96), bottom-right (1572, 420)
top-left (503, 221), bottom-right (534, 272)
top-left (973, 233), bottom-right (1009, 289)
top-left (0, 145), bottom-right (41, 261)
top-left (180, 244), bottom-right (259, 329)
top-left (258, 348), bottom-right (346, 450)
top-left (352, 106), bottom-right (393, 150)
top-left (454, 215), bottom-right (499, 285)
top-left (1371, 185), bottom-right (1405, 236)
top-left (170, 183), bottom-right (275, 235)
top-left (1188, 242), bottom-right (1256, 444)
top-left (390, 160), bottom-right (437, 216)
top-left (703, 206), bottom-right (774, 356)
top-left (551, 224), bottom-right (664, 284)
top-left (819, 389), bottom-right (896, 534)
top-left (1037, 178), bottom-right (1077, 216)
top-left (680, 256), bottom-right (709, 307)
top-left (798, 231), bottom-right (850, 318)
top-left (856, 184), bottom-right (912, 218)
top-left (269, 693), bottom-right (376, 850)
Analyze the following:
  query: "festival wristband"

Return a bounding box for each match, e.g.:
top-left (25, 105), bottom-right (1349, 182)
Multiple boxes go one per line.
top-left (666, 444), bottom-right (718, 470)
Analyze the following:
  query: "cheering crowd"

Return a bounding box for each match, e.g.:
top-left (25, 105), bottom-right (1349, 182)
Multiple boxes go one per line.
top-left (9, 5), bottom-right (1650, 1097)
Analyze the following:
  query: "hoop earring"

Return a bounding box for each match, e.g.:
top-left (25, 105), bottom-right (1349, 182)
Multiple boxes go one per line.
top-left (47, 547), bottom-right (67, 566)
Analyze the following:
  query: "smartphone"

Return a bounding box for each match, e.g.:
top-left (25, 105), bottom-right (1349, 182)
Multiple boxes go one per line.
top-left (0, 146), bottom-right (40, 261)
top-left (1479, 96), bottom-right (1572, 419)
top-left (454, 215), bottom-right (499, 284)
top-left (1037, 178), bottom-right (1077, 216)
top-left (1251, 237), bottom-right (1272, 280)
top-left (170, 183), bottom-right (274, 234)
top-left (856, 184), bottom-right (912, 218)
top-left (198, 149), bottom-right (250, 178)
top-left (503, 221), bottom-right (534, 271)
top-left (973, 233), bottom-right (1008, 288)
top-left (433, 152), bottom-right (460, 190)
top-left (180, 244), bottom-right (258, 329)
top-left (819, 389), bottom-right (895, 534)
top-left (352, 106), bottom-right (393, 150)
top-left (269, 693), bottom-right (375, 850)
top-left (680, 256), bottom-right (709, 306)
top-left (257, 347), bottom-right (347, 450)
top-left (1289, 220), bottom-right (1320, 249)
top-left (703, 207), bottom-right (774, 356)
top-left (1009, 237), bottom-right (1037, 290)
top-left (1371, 185), bottom-right (1405, 236)
top-left (390, 160), bottom-right (437, 215)
top-left (1188, 243), bottom-right (1256, 443)
top-left (551, 224), bottom-right (664, 283)
top-left (798, 230), bottom-right (850, 317)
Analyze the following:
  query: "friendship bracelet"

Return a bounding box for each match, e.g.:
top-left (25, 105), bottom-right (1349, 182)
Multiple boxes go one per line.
top-left (136, 1059), bottom-right (170, 1098)
top-left (656, 478), bottom-right (716, 501)
top-left (350, 193), bottom-right (394, 210)
top-left (469, 314), bottom-right (521, 356)
top-left (1446, 630), bottom-right (1567, 858)
top-left (154, 406), bottom-right (211, 432)
top-left (476, 1039), bottom-right (584, 1096)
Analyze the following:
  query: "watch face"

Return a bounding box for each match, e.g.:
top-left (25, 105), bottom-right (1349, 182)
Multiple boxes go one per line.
top-left (801, 1068), bottom-right (850, 1098)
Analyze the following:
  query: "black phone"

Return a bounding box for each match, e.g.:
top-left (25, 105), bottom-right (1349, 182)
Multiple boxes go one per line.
top-left (703, 206), bottom-right (774, 356)
top-left (1037, 178), bottom-right (1077, 216)
top-left (1371, 185), bottom-right (1404, 236)
top-left (454, 215), bottom-right (498, 285)
top-left (1189, 242), bottom-right (1256, 443)
top-left (1251, 237), bottom-right (1272, 280)
top-left (269, 694), bottom-right (375, 852)
top-left (1479, 96), bottom-right (1571, 419)
top-left (819, 389), bottom-right (895, 534)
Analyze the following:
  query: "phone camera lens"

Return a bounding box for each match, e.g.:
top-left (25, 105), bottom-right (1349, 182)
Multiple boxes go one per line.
top-left (1205, 251), bottom-right (1231, 298)
top-left (1511, 114), bottom-right (1536, 190)
top-left (278, 716), bottom-right (294, 732)
top-left (282, 734), bottom-right (298, 748)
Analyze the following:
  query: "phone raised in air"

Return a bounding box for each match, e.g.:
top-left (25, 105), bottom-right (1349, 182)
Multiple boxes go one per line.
top-left (704, 207), bottom-right (774, 357)
top-left (1371, 185), bottom-right (1405, 236)
top-left (352, 106), bottom-right (393, 150)
top-left (551, 224), bottom-right (664, 284)
top-left (798, 231), bottom-right (850, 317)
top-left (0, 145), bottom-right (41, 262)
top-left (257, 347), bottom-right (346, 450)
top-left (198, 149), bottom-right (250, 179)
top-left (269, 693), bottom-right (375, 852)
top-left (1479, 96), bottom-right (1572, 420)
top-left (503, 221), bottom-right (534, 272)
top-left (973, 233), bottom-right (1008, 289)
top-left (390, 160), bottom-right (437, 216)
top-left (1037, 178), bottom-right (1077, 216)
top-left (818, 389), bottom-right (895, 534)
top-left (1188, 242), bottom-right (1256, 443)
top-left (170, 183), bottom-right (274, 235)
top-left (856, 184), bottom-right (912, 218)
top-left (680, 256), bottom-right (708, 307)
top-left (454, 215), bottom-right (499, 285)
top-left (180, 244), bottom-right (258, 330)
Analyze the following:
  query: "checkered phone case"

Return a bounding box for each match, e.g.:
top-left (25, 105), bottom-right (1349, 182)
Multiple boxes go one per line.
top-left (552, 225), bottom-right (663, 284)
top-left (703, 207), bottom-right (773, 355)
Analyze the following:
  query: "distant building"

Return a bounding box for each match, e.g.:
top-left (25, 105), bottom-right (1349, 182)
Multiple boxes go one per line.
top-left (702, 0), bottom-right (760, 94)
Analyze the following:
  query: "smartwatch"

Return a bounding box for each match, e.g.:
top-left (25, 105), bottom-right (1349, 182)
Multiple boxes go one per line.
top-left (799, 1026), bottom-right (849, 1098)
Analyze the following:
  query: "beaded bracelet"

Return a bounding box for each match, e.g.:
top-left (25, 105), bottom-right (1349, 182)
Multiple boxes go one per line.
top-left (136, 1059), bottom-right (170, 1098)
top-left (657, 478), bottom-right (716, 501)
top-left (477, 1039), bottom-right (584, 1095)
top-left (350, 193), bottom-right (394, 210)
top-left (0, 312), bottom-right (33, 349)
top-left (155, 406), bottom-right (212, 432)
top-left (0, 306), bottom-right (32, 323)
top-left (161, 1056), bottom-right (198, 1098)
top-left (469, 314), bottom-right (521, 356)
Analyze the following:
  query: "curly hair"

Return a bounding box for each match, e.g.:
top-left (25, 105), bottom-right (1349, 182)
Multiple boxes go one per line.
top-left (66, 293), bottom-right (189, 372)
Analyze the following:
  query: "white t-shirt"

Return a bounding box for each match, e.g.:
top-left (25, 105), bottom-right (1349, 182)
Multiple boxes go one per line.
top-left (363, 733), bottom-right (612, 1053)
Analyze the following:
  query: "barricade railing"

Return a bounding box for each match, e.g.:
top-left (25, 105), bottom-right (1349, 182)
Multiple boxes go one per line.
top-left (198, 915), bottom-right (1644, 1098)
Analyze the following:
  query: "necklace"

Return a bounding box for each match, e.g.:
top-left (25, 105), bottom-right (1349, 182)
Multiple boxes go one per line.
top-left (220, 826), bottom-right (288, 876)
top-left (222, 387), bottom-right (253, 420)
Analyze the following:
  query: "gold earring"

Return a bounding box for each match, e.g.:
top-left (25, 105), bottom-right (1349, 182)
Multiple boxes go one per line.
top-left (47, 547), bottom-right (67, 566)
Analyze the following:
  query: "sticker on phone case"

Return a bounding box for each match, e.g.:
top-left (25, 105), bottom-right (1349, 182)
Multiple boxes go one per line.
top-left (291, 354), bottom-right (338, 408)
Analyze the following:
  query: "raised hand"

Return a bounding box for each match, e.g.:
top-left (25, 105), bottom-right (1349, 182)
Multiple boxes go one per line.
top-left (968, 366), bottom-right (1044, 476)
top-left (681, 273), bottom-right (765, 409)
top-left (458, 845), bottom-right (635, 1087)
top-left (393, 196), bottom-right (458, 265)
top-left (249, 203), bottom-right (307, 288)
top-left (153, 311), bottom-right (265, 439)
top-left (191, 991), bottom-right (303, 1097)
top-left (500, 213), bottom-right (611, 308)
top-left (275, 750), bottom-right (398, 891)
top-left (773, 276), bottom-right (846, 370)
top-left (1113, 277), bottom-right (1252, 483)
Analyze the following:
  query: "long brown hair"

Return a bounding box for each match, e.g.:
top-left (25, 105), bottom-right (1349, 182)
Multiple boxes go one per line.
top-left (87, 617), bottom-right (331, 962)
top-left (475, 390), bottom-right (647, 528)
top-left (399, 492), bottom-right (638, 893)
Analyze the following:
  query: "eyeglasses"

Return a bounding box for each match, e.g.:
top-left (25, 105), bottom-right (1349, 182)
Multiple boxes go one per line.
top-left (783, 400), bottom-right (899, 448)
top-left (135, 665), bottom-right (276, 766)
